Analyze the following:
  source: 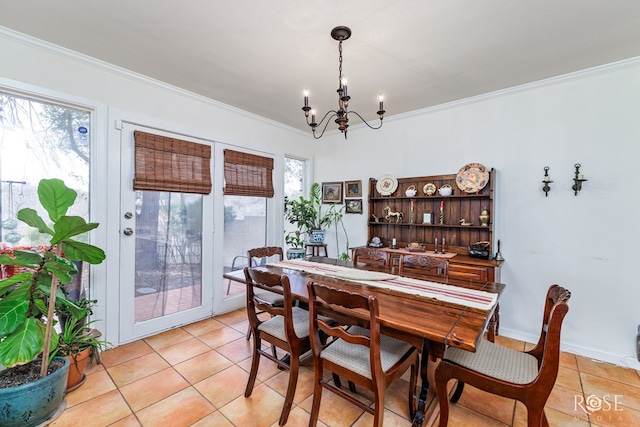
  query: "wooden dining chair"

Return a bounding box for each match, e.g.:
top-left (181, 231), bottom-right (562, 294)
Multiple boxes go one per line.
top-left (398, 254), bottom-right (449, 280)
top-left (243, 268), bottom-right (311, 426)
top-left (307, 281), bottom-right (419, 427)
top-left (435, 284), bottom-right (571, 427)
top-left (352, 247), bottom-right (391, 271)
top-left (244, 247), bottom-right (285, 340)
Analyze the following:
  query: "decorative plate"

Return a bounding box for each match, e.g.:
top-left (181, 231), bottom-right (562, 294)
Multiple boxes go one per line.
top-left (456, 163), bottom-right (489, 193)
top-left (423, 183), bottom-right (436, 196)
top-left (376, 174), bottom-right (398, 196)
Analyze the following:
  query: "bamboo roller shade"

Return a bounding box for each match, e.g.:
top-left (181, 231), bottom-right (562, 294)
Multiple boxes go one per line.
top-left (133, 130), bottom-right (211, 195)
top-left (223, 149), bottom-right (274, 198)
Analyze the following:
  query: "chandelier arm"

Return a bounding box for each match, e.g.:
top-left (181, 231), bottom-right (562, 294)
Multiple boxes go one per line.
top-left (312, 112), bottom-right (339, 139)
top-left (306, 109), bottom-right (338, 128)
top-left (347, 110), bottom-right (384, 130)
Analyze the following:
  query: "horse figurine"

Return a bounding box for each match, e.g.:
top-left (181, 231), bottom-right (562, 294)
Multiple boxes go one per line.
top-left (383, 205), bottom-right (404, 223)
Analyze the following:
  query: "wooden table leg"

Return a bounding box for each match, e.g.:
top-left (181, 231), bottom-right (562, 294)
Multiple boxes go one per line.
top-left (412, 339), bottom-right (446, 427)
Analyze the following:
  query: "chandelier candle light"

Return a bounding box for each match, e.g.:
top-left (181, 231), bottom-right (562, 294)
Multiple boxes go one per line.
top-left (302, 26), bottom-right (385, 139)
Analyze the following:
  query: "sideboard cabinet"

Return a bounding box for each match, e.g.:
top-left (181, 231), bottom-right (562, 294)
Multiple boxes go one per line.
top-left (367, 169), bottom-right (503, 281)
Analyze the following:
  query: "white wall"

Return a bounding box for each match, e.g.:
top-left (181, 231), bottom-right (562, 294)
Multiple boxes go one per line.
top-left (3, 27), bottom-right (640, 367)
top-left (0, 29), bottom-right (316, 343)
top-left (314, 58), bottom-right (640, 367)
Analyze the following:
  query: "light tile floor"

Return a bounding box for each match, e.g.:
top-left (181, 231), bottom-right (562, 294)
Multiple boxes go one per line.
top-left (50, 309), bottom-right (640, 426)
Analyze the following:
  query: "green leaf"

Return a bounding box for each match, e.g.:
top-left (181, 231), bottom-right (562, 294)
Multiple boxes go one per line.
top-left (0, 317), bottom-right (44, 367)
top-left (0, 292), bottom-right (30, 336)
top-left (12, 250), bottom-right (44, 265)
top-left (51, 216), bottom-right (99, 245)
top-left (0, 251), bottom-right (42, 267)
top-left (0, 273), bottom-right (33, 294)
top-left (62, 240), bottom-right (106, 264)
top-left (16, 208), bottom-right (54, 236)
top-left (37, 178), bottom-right (77, 222)
top-left (43, 259), bottom-right (74, 285)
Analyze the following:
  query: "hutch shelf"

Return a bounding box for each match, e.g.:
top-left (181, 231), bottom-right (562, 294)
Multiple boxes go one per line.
top-left (367, 169), bottom-right (503, 282)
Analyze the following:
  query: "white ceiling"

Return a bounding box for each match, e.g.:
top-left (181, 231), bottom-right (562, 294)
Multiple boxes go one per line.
top-left (2, 1), bottom-right (640, 132)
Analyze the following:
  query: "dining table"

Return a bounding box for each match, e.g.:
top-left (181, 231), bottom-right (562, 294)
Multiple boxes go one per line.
top-left (224, 256), bottom-right (505, 426)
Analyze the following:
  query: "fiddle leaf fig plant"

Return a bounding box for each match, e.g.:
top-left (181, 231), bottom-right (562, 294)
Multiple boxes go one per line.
top-left (0, 178), bottom-right (105, 376)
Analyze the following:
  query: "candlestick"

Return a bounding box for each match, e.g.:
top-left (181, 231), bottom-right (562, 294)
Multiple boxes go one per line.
top-left (392, 238), bottom-right (396, 247)
top-left (442, 238), bottom-right (445, 253)
top-left (439, 205), bottom-right (444, 225)
top-left (435, 238), bottom-right (438, 253)
top-left (379, 94), bottom-right (384, 111)
top-left (409, 200), bottom-right (415, 223)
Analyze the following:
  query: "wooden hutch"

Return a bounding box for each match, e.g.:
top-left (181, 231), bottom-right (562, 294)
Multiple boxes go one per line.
top-left (367, 169), bottom-right (503, 282)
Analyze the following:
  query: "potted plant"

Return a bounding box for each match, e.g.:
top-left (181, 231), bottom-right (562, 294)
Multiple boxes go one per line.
top-left (51, 308), bottom-right (110, 391)
top-left (56, 296), bottom-right (97, 334)
top-left (0, 178), bottom-right (105, 426)
top-left (284, 229), bottom-right (306, 260)
top-left (285, 182), bottom-right (350, 260)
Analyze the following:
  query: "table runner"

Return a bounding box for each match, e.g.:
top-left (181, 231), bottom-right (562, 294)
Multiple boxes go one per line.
top-left (267, 259), bottom-right (497, 310)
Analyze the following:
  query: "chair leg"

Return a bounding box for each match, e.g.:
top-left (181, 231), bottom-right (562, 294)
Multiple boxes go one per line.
top-left (348, 381), bottom-right (357, 393)
top-left (451, 380), bottom-right (465, 403)
top-left (244, 337), bottom-right (261, 397)
top-left (226, 279), bottom-right (232, 295)
top-left (246, 324), bottom-right (252, 340)
top-left (309, 366), bottom-right (324, 426)
top-left (527, 405), bottom-right (549, 427)
top-left (372, 381), bottom-right (386, 427)
top-left (435, 364), bottom-right (452, 427)
top-left (332, 373), bottom-right (342, 388)
top-left (408, 357), bottom-right (418, 419)
top-left (279, 354), bottom-right (299, 426)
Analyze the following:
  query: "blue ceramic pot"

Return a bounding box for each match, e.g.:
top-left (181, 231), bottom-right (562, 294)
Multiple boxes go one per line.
top-left (0, 357), bottom-right (70, 427)
top-left (286, 248), bottom-right (305, 260)
top-left (309, 230), bottom-right (325, 243)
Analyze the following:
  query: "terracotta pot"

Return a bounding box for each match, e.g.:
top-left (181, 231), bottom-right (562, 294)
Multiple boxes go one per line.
top-left (65, 347), bottom-right (91, 391)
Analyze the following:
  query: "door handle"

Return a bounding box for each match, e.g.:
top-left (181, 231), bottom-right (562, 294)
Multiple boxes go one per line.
top-left (123, 227), bottom-right (134, 236)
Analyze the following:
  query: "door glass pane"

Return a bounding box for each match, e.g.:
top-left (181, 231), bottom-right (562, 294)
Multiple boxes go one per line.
top-left (223, 195), bottom-right (266, 299)
top-left (0, 91), bottom-right (90, 296)
top-left (135, 191), bottom-right (203, 322)
top-left (284, 157), bottom-right (305, 250)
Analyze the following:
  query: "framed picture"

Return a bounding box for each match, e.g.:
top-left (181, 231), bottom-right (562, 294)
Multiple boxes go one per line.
top-left (423, 213), bottom-right (432, 224)
top-left (345, 180), bottom-right (362, 198)
top-left (322, 181), bottom-right (343, 204)
top-left (346, 199), bottom-right (363, 214)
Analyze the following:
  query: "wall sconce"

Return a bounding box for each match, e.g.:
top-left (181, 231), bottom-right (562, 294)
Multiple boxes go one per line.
top-left (542, 166), bottom-right (553, 197)
top-left (571, 163), bottom-right (587, 195)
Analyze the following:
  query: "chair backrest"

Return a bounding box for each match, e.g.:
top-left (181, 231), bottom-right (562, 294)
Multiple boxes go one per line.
top-left (244, 267), bottom-right (296, 338)
top-left (528, 284), bottom-right (571, 381)
top-left (247, 246), bottom-right (284, 267)
top-left (352, 247), bottom-right (390, 271)
top-left (307, 281), bottom-right (385, 378)
top-left (399, 254), bottom-right (449, 279)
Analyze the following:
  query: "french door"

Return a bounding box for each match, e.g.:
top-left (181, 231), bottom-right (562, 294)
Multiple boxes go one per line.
top-left (118, 123), bottom-right (213, 342)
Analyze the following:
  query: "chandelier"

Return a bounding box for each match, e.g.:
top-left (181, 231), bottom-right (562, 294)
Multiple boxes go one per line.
top-left (302, 26), bottom-right (385, 139)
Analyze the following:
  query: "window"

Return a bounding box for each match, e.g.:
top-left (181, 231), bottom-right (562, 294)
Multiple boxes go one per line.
top-left (284, 157), bottom-right (306, 249)
top-left (0, 90), bottom-right (91, 297)
top-left (222, 150), bottom-right (273, 299)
